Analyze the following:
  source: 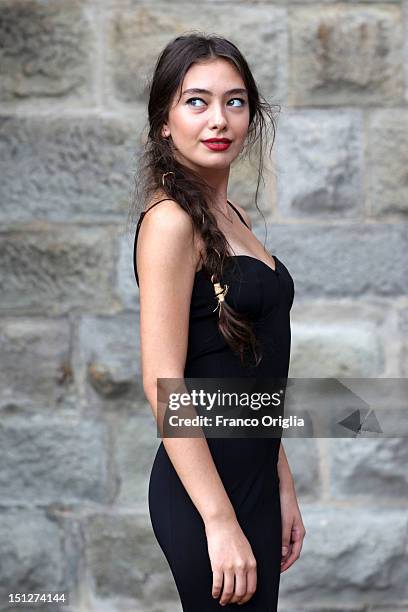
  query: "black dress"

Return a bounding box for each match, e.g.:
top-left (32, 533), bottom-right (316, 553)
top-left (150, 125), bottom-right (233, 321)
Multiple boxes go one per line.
top-left (133, 199), bottom-right (295, 611)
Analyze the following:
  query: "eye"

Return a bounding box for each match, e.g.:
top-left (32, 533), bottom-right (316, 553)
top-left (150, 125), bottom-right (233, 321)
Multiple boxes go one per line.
top-left (185, 97), bottom-right (247, 108)
top-left (228, 98), bottom-right (246, 107)
top-left (185, 97), bottom-right (206, 107)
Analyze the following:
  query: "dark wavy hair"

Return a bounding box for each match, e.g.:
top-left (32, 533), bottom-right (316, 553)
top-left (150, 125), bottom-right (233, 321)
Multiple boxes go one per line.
top-left (127, 31), bottom-right (280, 367)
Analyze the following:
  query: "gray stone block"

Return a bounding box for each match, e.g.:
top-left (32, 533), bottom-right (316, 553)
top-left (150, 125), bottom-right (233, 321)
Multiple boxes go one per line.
top-left (0, 114), bottom-right (143, 222)
top-left (254, 222), bottom-right (408, 298)
top-left (289, 6), bottom-right (404, 105)
top-left (330, 438), bottom-right (408, 499)
top-left (77, 313), bottom-right (143, 410)
top-left (84, 511), bottom-right (180, 604)
top-left (0, 509), bottom-right (68, 608)
top-left (368, 110), bottom-right (408, 216)
top-left (279, 506), bottom-right (408, 605)
top-left (116, 231), bottom-right (140, 310)
top-left (275, 110), bottom-right (363, 219)
top-left (0, 1), bottom-right (95, 104)
top-left (280, 438), bottom-right (321, 498)
top-left (0, 415), bottom-right (114, 505)
top-left (0, 317), bottom-right (74, 412)
top-left (400, 307), bottom-right (408, 377)
top-left (289, 303), bottom-right (386, 377)
top-left (0, 226), bottom-right (116, 314)
top-left (115, 408), bottom-right (160, 507)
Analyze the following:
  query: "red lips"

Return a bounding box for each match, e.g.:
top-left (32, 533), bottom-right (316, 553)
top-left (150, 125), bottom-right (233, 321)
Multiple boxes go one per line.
top-left (202, 138), bottom-right (232, 143)
top-left (202, 140), bottom-right (232, 151)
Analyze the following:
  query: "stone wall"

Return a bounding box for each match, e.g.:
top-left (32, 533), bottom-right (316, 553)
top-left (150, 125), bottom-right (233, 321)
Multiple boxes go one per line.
top-left (0, 1), bottom-right (407, 611)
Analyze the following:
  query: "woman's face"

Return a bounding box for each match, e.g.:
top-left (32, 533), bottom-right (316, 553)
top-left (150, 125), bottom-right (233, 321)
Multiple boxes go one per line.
top-left (162, 58), bottom-right (250, 173)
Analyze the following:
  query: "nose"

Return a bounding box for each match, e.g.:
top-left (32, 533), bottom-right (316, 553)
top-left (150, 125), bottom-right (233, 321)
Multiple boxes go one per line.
top-left (208, 102), bottom-right (228, 129)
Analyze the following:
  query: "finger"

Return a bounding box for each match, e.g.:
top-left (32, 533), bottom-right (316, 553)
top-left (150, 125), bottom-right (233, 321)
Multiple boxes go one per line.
top-left (212, 568), bottom-right (223, 599)
top-left (219, 570), bottom-right (235, 605)
top-left (280, 542), bottom-right (292, 566)
top-left (285, 526), bottom-right (305, 559)
top-left (281, 524), bottom-right (303, 561)
top-left (281, 524), bottom-right (292, 558)
top-left (229, 569), bottom-right (247, 604)
top-left (281, 537), bottom-right (303, 572)
top-left (238, 566), bottom-right (257, 605)
top-left (281, 540), bottom-right (290, 558)
top-left (281, 540), bottom-right (292, 558)
top-left (296, 531), bottom-right (305, 557)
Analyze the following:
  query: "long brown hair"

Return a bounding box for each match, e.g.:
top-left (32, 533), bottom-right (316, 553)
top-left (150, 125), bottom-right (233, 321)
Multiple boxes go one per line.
top-left (127, 32), bottom-right (280, 367)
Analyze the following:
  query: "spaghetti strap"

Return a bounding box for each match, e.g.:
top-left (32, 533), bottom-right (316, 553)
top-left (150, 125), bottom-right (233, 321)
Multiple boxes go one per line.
top-left (141, 198), bottom-right (175, 216)
top-left (227, 199), bottom-right (250, 229)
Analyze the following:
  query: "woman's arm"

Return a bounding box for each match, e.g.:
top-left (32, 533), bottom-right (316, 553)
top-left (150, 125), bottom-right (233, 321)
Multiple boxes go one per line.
top-left (137, 200), bottom-right (236, 525)
top-left (277, 441), bottom-right (306, 573)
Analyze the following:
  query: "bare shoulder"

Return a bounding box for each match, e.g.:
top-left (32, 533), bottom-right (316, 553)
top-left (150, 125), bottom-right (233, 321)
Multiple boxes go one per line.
top-left (137, 193), bottom-right (200, 274)
top-left (230, 199), bottom-right (252, 230)
top-left (140, 195), bottom-right (194, 242)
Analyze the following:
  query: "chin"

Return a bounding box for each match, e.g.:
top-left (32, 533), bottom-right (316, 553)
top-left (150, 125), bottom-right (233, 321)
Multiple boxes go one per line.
top-left (198, 162), bottom-right (231, 172)
top-left (198, 154), bottom-right (233, 166)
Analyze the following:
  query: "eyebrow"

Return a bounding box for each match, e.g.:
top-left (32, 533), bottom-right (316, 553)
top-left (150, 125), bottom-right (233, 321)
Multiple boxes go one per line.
top-left (182, 88), bottom-right (248, 96)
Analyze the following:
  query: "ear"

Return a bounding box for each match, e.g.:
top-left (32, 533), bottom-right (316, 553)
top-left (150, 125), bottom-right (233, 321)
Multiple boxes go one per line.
top-left (161, 124), bottom-right (170, 138)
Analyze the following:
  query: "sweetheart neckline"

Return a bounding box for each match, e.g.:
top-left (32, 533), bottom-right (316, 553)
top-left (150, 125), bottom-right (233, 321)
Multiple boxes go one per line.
top-left (195, 254), bottom-right (279, 277)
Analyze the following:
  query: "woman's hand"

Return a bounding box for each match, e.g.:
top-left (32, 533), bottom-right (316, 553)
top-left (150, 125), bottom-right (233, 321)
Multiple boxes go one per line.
top-left (205, 515), bottom-right (257, 606)
top-left (279, 481), bottom-right (306, 572)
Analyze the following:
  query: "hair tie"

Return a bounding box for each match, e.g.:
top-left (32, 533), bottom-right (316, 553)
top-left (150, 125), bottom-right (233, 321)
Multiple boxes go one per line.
top-left (162, 171), bottom-right (175, 187)
top-left (211, 274), bottom-right (229, 317)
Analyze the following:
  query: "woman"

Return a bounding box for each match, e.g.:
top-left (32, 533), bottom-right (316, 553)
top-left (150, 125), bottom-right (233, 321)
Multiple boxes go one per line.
top-left (130, 33), bottom-right (306, 610)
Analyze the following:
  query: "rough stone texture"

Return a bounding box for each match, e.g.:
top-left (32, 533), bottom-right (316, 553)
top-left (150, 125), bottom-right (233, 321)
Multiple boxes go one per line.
top-left (289, 302), bottom-right (386, 377)
top-left (77, 313), bottom-right (143, 412)
top-left (117, 230), bottom-right (140, 310)
top-left (0, 114), bottom-right (142, 222)
top-left (0, 317), bottom-right (74, 412)
top-left (0, 225), bottom-right (117, 315)
top-left (1, 0), bottom-right (407, 610)
top-left (0, 1), bottom-right (96, 104)
top-left (401, 307), bottom-right (408, 377)
top-left (0, 414), bottom-right (114, 505)
top-left (0, 509), bottom-right (71, 608)
top-left (274, 110), bottom-right (364, 218)
top-left (254, 221), bottom-right (408, 299)
top-left (279, 438), bottom-right (321, 498)
top-left (115, 407), bottom-right (160, 508)
top-left (278, 506), bottom-right (408, 605)
top-left (103, 0), bottom-right (402, 6)
top-left (84, 511), bottom-right (180, 604)
top-left (289, 6), bottom-right (404, 105)
top-left (330, 438), bottom-right (408, 499)
top-left (86, 601), bottom-right (182, 612)
top-left (367, 110), bottom-right (408, 216)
